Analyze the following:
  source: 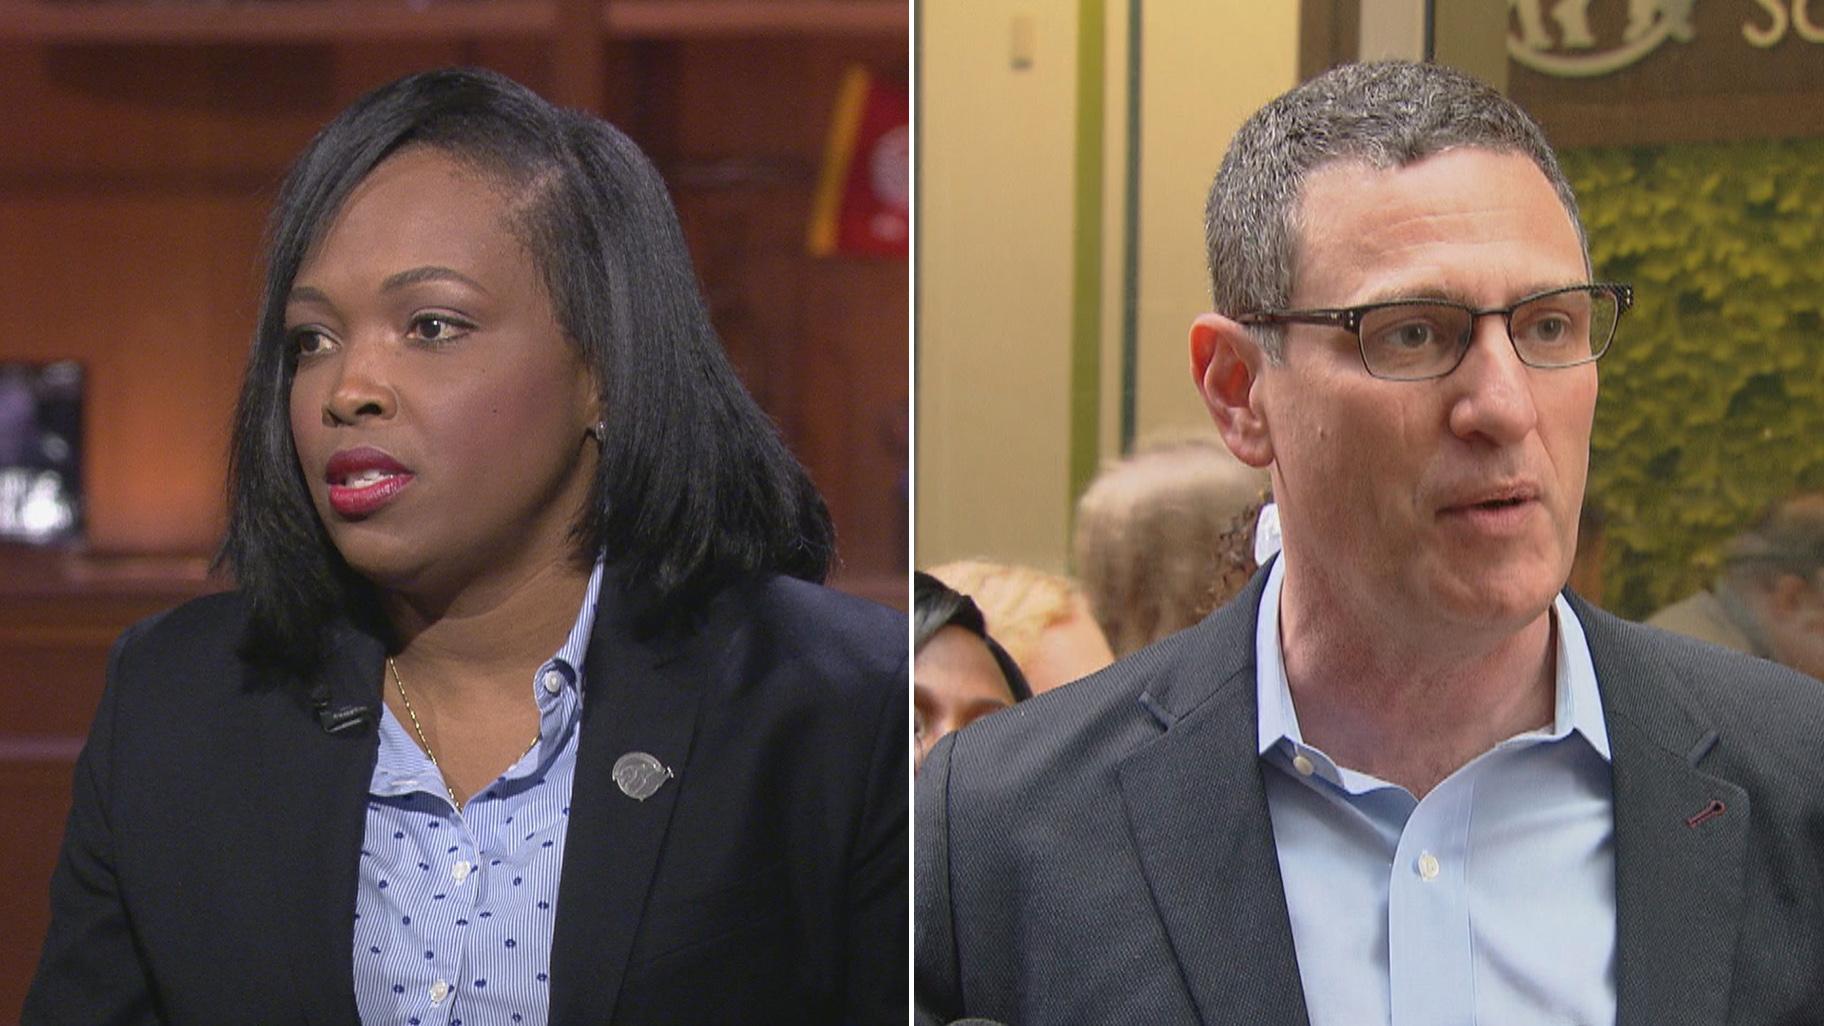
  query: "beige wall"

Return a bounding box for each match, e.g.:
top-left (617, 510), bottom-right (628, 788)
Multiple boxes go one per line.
top-left (917, 1), bottom-right (1082, 572)
top-left (918, 0), bottom-right (1298, 572)
top-left (1129, 2), bottom-right (1300, 445)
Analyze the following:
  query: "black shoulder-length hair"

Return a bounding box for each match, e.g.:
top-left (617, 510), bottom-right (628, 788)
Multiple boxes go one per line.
top-left (222, 67), bottom-right (834, 672)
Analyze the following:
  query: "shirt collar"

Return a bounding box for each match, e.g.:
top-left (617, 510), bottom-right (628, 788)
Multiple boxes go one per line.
top-left (544, 556), bottom-right (606, 695)
top-left (371, 557), bottom-right (607, 798)
top-left (1254, 557), bottom-right (1611, 763)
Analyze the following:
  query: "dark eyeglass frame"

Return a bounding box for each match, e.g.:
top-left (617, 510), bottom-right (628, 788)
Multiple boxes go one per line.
top-left (1235, 282), bottom-right (1635, 382)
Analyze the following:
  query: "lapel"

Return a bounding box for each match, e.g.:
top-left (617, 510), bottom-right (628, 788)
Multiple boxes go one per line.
top-left (265, 621), bottom-right (386, 1026)
top-left (548, 588), bottom-right (713, 1024)
top-left (1116, 568), bottom-right (1311, 1026)
top-left (1574, 598), bottom-right (1748, 1026)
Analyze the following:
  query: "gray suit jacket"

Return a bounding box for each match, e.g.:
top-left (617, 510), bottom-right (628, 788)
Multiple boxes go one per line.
top-left (917, 568), bottom-right (1824, 1025)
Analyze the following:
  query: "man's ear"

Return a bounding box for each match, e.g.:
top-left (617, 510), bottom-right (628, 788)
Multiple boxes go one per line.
top-left (1189, 312), bottom-right (1273, 468)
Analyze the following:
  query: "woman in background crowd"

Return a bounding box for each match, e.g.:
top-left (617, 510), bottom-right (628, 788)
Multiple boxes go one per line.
top-left (925, 559), bottom-right (1113, 693)
top-left (914, 571), bottom-right (1031, 769)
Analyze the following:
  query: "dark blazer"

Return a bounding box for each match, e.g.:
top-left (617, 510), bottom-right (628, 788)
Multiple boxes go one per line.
top-left (27, 573), bottom-right (907, 1025)
top-left (917, 568), bottom-right (1824, 1025)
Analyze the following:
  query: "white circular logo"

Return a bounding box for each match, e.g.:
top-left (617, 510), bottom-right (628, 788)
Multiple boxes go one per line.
top-left (1508, 0), bottom-right (1700, 77)
top-left (869, 125), bottom-right (910, 212)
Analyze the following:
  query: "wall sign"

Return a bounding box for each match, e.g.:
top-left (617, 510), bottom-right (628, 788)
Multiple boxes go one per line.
top-left (1506, 0), bottom-right (1824, 145)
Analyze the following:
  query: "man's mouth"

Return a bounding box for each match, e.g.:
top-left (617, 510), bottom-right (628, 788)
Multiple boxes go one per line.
top-left (1468, 495), bottom-right (1530, 511)
top-left (1438, 485), bottom-right (1542, 531)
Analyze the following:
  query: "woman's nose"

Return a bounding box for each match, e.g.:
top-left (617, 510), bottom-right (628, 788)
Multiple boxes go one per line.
top-left (321, 342), bottom-right (398, 426)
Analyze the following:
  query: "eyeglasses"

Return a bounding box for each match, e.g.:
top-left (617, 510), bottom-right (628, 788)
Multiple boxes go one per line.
top-left (1236, 282), bottom-right (1634, 382)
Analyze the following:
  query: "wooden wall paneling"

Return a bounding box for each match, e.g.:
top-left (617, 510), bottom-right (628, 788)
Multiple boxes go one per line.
top-left (796, 253), bottom-right (907, 589)
top-left (656, 37), bottom-right (908, 592)
top-left (0, 557), bottom-right (217, 1020)
top-left (1, 44), bottom-right (334, 180)
top-left (1, 45), bottom-right (329, 557)
top-left (0, 761), bottom-right (80, 1021)
top-left (553, 0), bottom-right (606, 110)
top-left (0, 629), bottom-right (116, 738)
top-left (0, 189), bottom-right (262, 553)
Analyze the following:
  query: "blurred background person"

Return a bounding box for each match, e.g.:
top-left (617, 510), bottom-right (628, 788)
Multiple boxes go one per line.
top-left (914, 571), bottom-right (1031, 770)
top-left (1073, 433), bottom-right (1269, 657)
top-left (924, 559), bottom-right (1113, 694)
top-left (1648, 492), bottom-right (1824, 680)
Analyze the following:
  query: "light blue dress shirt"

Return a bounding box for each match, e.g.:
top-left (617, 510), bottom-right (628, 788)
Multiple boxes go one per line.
top-left (353, 560), bottom-right (604, 1026)
top-left (1256, 559), bottom-right (1618, 1026)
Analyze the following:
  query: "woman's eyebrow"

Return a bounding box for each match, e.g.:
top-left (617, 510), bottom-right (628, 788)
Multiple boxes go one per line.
top-left (285, 284), bottom-right (331, 308)
top-left (286, 266), bottom-right (490, 308)
top-left (379, 265), bottom-right (489, 295)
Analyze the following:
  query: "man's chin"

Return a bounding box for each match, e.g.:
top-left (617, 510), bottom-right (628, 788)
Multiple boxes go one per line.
top-left (1427, 566), bottom-right (1564, 633)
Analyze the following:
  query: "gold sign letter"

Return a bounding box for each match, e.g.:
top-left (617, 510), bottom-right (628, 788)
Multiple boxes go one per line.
top-left (1744, 0), bottom-right (1790, 47)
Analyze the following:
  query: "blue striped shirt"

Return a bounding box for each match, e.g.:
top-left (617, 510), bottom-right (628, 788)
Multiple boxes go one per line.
top-left (353, 561), bottom-right (604, 1026)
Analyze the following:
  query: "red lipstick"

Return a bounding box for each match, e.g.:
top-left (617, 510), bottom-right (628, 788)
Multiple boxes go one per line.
top-left (324, 446), bottom-right (414, 518)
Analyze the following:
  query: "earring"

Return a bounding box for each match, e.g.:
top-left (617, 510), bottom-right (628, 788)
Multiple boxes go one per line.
top-left (587, 421), bottom-right (607, 444)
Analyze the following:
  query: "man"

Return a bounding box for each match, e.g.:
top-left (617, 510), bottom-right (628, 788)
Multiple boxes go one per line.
top-left (916, 61), bottom-right (1824, 1025)
top-left (1649, 492), bottom-right (1824, 681)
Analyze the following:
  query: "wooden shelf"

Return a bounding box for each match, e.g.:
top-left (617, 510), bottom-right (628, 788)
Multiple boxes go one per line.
top-left (0, 545), bottom-right (220, 600)
top-left (608, 0), bottom-right (903, 37)
top-left (0, 0), bottom-right (903, 43)
top-left (0, 0), bottom-right (556, 42)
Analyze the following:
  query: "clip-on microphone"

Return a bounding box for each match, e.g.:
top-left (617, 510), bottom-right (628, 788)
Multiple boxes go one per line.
top-left (310, 681), bottom-right (377, 736)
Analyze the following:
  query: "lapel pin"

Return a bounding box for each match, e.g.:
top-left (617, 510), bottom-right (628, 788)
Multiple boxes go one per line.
top-left (1685, 798), bottom-right (1726, 829)
top-left (613, 752), bottom-right (674, 801)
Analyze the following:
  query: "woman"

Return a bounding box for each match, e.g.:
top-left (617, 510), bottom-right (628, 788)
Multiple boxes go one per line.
top-left (25, 68), bottom-right (905, 1025)
top-left (913, 571), bottom-right (1030, 770)
top-left (922, 559), bottom-right (1112, 694)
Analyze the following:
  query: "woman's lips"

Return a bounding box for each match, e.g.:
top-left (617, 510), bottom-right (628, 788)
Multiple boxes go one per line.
top-left (324, 447), bottom-right (415, 518)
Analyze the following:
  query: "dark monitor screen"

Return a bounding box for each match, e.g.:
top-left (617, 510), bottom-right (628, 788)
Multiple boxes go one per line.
top-left (0, 360), bottom-right (83, 544)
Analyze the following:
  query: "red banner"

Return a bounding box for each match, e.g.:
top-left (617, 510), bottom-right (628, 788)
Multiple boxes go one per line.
top-left (808, 67), bottom-right (908, 259)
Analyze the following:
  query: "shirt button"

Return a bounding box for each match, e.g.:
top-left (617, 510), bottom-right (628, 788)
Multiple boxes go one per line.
top-left (1291, 753), bottom-right (1315, 776)
top-left (541, 670), bottom-right (564, 695)
top-left (429, 979), bottom-right (450, 1004)
top-left (1417, 852), bottom-right (1441, 881)
top-left (452, 860), bottom-right (472, 884)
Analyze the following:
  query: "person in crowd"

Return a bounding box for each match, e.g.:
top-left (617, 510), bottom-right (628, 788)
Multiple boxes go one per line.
top-left (27, 67), bottom-right (905, 1026)
top-left (917, 60), bottom-right (1824, 1025)
top-left (1649, 491), bottom-right (1824, 681)
top-left (924, 559), bottom-right (1113, 693)
top-left (1073, 432), bottom-right (1269, 656)
top-left (913, 571), bottom-right (1031, 771)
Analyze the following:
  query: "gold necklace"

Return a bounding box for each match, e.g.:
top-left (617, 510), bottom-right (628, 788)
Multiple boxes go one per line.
top-left (388, 656), bottom-right (539, 811)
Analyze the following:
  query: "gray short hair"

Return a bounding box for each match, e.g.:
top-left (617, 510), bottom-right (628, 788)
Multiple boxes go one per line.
top-left (1204, 60), bottom-right (1589, 360)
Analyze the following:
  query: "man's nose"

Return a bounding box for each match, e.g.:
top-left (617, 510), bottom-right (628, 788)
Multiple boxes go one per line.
top-left (1445, 315), bottom-right (1538, 445)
